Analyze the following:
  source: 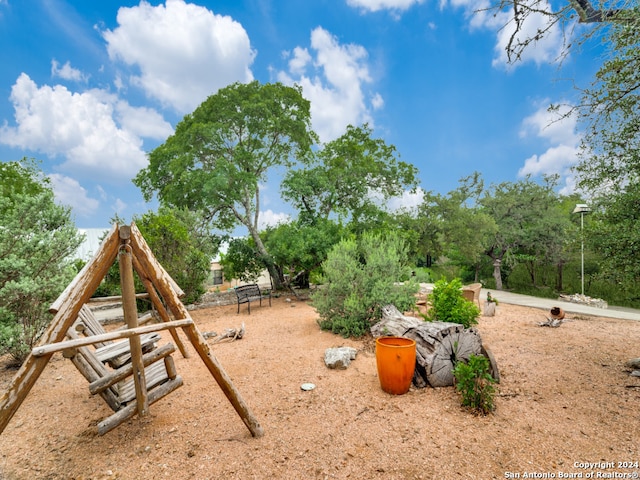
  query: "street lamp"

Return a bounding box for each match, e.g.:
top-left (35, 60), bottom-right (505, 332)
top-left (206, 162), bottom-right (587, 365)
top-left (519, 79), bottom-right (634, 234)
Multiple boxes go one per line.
top-left (572, 203), bottom-right (591, 296)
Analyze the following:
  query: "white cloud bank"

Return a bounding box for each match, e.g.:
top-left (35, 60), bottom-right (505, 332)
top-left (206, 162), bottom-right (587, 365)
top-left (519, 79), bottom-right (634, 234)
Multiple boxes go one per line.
top-left (0, 73), bottom-right (172, 182)
top-left (518, 102), bottom-right (580, 194)
top-left (278, 27), bottom-right (381, 143)
top-left (0, 0), bottom-right (258, 223)
top-left (103, 0), bottom-right (255, 114)
top-left (347, 0), bottom-right (425, 13)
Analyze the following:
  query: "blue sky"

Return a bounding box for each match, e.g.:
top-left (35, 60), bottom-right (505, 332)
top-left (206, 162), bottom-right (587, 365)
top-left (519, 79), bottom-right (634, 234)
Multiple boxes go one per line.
top-left (0, 0), bottom-right (599, 230)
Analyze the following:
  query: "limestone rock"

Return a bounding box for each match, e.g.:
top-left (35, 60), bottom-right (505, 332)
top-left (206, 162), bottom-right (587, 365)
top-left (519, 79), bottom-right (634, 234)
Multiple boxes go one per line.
top-left (324, 347), bottom-right (357, 369)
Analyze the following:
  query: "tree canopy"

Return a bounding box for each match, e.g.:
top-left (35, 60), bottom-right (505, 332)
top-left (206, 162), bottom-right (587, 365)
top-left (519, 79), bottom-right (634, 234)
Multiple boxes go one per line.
top-left (281, 124), bottom-right (418, 224)
top-left (134, 207), bottom-right (221, 305)
top-left (134, 81), bottom-right (317, 289)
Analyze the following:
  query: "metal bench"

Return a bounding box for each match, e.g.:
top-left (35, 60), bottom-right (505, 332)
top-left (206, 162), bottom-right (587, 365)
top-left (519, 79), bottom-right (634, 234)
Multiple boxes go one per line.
top-left (235, 284), bottom-right (271, 314)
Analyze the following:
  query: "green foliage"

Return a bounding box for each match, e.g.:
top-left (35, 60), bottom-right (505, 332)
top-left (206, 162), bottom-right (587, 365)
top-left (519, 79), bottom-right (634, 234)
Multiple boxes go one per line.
top-left (576, 9), bottom-right (640, 194)
top-left (134, 207), bottom-right (220, 305)
top-left (219, 237), bottom-right (266, 284)
top-left (425, 278), bottom-right (480, 328)
top-left (0, 158), bottom-right (49, 199)
top-left (261, 218), bottom-right (344, 288)
top-left (281, 124), bottom-right (418, 224)
top-left (453, 354), bottom-right (496, 415)
top-left (0, 162), bottom-right (82, 364)
top-left (412, 267), bottom-right (433, 283)
top-left (479, 175), bottom-right (570, 290)
top-left (134, 81), bottom-right (317, 289)
top-left (486, 292), bottom-right (498, 305)
top-left (312, 232), bottom-right (418, 338)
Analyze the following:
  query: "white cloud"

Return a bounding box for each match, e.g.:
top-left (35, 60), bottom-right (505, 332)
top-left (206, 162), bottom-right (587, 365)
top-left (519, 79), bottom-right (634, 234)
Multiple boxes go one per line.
top-left (518, 102), bottom-right (580, 193)
top-left (386, 188), bottom-right (425, 212)
top-left (102, 0), bottom-right (255, 114)
top-left (278, 27), bottom-right (380, 142)
top-left (49, 173), bottom-right (100, 218)
top-left (112, 198), bottom-right (128, 217)
top-left (347, 0), bottom-right (424, 13)
top-left (371, 92), bottom-right (384, 110)
top-left (519, 144), bottom-right (577, 177)
top-left (442, 0), bottom-right (565, 69)
top-left (258, 209), bottom-right (290, 230)
top-left (51, 60), bottom-right (88, 82)
top-left (0, 73), bottom-right (172, 182)
top-left (114, 100), bottom-right (173, 139)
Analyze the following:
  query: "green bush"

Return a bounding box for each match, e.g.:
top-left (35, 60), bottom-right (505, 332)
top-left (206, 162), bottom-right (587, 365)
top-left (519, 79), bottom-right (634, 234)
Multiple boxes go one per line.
top-left (412, 267), bottom-right (433, 283)
top-left (134, 207), bottom-right (218, 305)
top-left (312, 232), bottom-right (418, 337)
top-left (425, 278), bottom-right (480, 328)
top-left (453, 354), bottom-right (496, 415)
top-left (0, 162), bottom-right (82, 365)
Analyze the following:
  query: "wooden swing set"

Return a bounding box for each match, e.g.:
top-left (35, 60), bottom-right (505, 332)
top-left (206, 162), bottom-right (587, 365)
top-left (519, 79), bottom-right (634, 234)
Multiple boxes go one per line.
top-left (0, 223), bottom-right (264, 438)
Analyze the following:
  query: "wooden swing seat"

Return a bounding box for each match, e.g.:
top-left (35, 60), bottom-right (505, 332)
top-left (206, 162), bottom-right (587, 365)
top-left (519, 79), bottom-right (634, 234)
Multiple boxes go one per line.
top-left (64, 305), bottom-right (183, 434)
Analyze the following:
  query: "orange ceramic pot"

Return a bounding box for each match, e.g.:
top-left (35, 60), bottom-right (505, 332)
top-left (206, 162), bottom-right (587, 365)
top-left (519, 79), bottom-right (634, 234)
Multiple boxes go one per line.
top-left (375, 336), bottom-right (416, 395)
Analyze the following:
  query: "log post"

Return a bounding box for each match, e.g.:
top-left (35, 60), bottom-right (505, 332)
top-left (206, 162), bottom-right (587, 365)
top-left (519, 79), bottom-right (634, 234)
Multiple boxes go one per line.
top-left (118, 226), bottom-right (149, 418)
top-left (128, 223), bottom-right (264, 438)
top-left (131, 254), bottom-right (190, 358)
top-left (0, 224), bottom-right (120, 435)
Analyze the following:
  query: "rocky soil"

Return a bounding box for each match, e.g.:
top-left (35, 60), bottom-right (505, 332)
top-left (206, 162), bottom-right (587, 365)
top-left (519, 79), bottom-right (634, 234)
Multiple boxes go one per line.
top-left (1, 296), bottom-right (639, 479)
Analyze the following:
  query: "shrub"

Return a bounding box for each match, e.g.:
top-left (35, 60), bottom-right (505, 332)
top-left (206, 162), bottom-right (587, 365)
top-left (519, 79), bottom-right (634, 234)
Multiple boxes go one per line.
top-left (453, 354), bottom-right (496, 415)
top-left (134, 207), bottom-right (219, 305)
top-left (425, 278), bottom-right (480, 328)
top-left (0, 176), bottom-right (82, 365)
top-left (312, 232), bottom-right (418, 337)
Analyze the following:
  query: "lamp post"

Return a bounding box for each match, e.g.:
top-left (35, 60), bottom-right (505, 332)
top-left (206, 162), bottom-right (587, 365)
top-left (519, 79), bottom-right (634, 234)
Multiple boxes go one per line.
top-left (572, 203), bottom-right (591, 296)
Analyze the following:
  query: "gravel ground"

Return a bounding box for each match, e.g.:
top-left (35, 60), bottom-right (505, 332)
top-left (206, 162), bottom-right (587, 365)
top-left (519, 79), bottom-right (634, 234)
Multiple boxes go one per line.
top-left (1, 296), bottom-right (639, 480)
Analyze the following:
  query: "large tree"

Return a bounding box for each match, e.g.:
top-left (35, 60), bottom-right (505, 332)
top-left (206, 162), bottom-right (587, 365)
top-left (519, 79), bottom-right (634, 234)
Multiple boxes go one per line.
top-left (572, 9), bottom-right (640, 289)
top-left (436, 174), bottom-right (498, 282)
top-left (134, 81), bottom-right (317, 289)
top-left (479, 175), bottom-right (566, 290)
top-left (261, 218), bottom-right (345, 289)
top-left (281, 124), bottom-right (419, 225)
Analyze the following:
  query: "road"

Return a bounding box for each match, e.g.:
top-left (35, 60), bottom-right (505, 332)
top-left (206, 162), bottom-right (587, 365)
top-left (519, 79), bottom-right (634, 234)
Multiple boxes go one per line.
top-left (482, 287), bottom-right (640, 321)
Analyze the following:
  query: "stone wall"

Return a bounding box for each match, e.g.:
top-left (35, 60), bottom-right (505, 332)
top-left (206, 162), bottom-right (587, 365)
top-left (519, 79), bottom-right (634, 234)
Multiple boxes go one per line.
top-left (188, 289), bottom-right (238, 310)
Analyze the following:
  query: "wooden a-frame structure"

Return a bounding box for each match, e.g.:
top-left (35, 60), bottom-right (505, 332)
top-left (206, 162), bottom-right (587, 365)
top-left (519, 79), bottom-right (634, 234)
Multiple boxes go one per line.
top-left (0, 223), bottom-right (263, 438)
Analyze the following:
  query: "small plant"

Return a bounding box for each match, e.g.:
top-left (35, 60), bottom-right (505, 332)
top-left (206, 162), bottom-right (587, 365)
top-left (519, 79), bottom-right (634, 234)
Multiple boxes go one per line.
top-left (453, 354), bottom-right (496, 415)
top-left (486, 292), bottom-right (498, 305)
top-left (424, 278), bottom-right (480, 328)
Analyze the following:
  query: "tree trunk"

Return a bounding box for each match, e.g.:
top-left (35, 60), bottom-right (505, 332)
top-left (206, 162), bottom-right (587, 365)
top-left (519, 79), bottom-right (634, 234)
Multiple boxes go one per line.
top-left (492, 258), bottom-right (503, 291)
top-left (556, 261), bottom-right (564, 291)
top-left (248, 227), bottom-right (284, 290)
top-left (372, 305), bottom-right (484, 388)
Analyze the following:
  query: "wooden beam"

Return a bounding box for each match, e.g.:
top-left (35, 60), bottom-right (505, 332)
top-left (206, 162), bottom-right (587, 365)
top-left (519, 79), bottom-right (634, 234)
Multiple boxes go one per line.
top-left (131, 253), bottom-right (190, 358)
top-left (31, 319), bottom-right (193, 357)
top-left (118, 231), bottom-right (149, 418)
top-left (0, 224), bottom-right (121, 436)
top-left (129, 222), bottom-right (265, 438)
top-left (87, 293), bottom-right (150, 303)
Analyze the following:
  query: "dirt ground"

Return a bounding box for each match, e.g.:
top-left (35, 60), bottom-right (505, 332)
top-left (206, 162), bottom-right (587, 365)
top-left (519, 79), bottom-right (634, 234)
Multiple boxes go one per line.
top-left (1, 295), bottom-right (639, 480)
